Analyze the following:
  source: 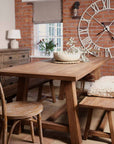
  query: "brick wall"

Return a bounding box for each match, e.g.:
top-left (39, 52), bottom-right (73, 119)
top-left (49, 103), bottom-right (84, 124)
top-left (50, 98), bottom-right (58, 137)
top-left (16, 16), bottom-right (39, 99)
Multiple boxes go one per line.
top-left (15, 0), bottom-right (114, 76)
top-left (63, 0), bottom-right (114, 76)
top-left (15, 0), bottom-right (33, 54)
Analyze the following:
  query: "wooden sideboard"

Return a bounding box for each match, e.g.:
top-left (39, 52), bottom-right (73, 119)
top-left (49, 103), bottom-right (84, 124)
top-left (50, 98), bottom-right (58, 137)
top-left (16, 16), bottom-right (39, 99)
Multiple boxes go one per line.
top-left (0, 48), bottom-right (30, 102)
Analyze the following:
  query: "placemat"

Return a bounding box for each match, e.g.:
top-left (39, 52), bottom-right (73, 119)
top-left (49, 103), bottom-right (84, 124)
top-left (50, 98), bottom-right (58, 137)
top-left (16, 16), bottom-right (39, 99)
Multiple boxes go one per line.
top-left (52, 59), bottom-right (80, 64)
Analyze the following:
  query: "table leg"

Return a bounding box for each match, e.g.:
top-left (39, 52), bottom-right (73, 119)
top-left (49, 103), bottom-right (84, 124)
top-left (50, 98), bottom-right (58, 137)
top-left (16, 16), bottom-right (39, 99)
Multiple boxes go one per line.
top-left (64, 81), bottom-right (82, 144)
top-left (15, 77), bottom-right (29, 134)
top-left (16, 77), bottom-right (29, 101)
top-left (59, 80), bottom-right (65, 100)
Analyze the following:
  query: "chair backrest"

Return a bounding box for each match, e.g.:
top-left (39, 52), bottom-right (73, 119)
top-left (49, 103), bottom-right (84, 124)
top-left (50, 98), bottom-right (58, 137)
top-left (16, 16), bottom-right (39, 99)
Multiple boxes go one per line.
top-left (0, 82), bottom-right (7, 120)
top-left (0, 82), bottom-right (7, 144)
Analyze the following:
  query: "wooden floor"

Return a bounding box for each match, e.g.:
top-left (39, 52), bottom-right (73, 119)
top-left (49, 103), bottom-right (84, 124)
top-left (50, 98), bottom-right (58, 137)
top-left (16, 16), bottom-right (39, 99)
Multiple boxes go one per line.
top-left (1, 85), bottom-right (112, 144)
top-left (1, 131), bottom-right (111, 144)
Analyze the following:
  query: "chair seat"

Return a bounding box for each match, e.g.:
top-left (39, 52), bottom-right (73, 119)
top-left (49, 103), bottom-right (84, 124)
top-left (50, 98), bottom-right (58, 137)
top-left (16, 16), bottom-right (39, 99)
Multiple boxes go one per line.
top-left (88, 76), bottom-right (114, 97)
top-left (0, 101), bottom-right (43, 119)
top-left (79, 97), bottom-right (114, 111)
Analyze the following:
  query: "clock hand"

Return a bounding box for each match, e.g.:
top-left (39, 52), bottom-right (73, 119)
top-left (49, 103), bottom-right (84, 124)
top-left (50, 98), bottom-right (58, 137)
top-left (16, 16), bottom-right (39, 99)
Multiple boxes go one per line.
top-left (86, 12), bottom-right (104, 28)
top-left (109, 20), bottom-right (114, 27)
top-left (95, 31), bottom-right (105, 43)
top-left (86, 12), bottom-right (114, 33)
top-left (102, 22), bottom-right (114, 40)
top-left (108, 21), bottom-right (114, 40)
top-left (96, 29), bottom-right (105, 36)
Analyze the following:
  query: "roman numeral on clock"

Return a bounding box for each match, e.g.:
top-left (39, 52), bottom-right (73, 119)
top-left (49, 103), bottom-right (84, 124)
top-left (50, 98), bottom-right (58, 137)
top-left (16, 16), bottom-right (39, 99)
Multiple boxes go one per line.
top-left (78, 28), bottom-right (89, 35)
top-left (81, 36), bottom-right (92, 48)
top-left (91, 2), bottom-right (100, 14)
top-left (93, 44), bottom-right (101, 50)
top-left (101, 0), bottom-right (110, 9)
top-left (81, 17), bottom-right (90, 24)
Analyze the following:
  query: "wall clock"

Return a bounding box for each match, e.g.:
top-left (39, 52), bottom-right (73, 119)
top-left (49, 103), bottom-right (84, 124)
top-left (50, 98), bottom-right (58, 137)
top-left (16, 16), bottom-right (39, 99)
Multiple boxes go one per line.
top-left (78, 0), bottom-right (114, 58)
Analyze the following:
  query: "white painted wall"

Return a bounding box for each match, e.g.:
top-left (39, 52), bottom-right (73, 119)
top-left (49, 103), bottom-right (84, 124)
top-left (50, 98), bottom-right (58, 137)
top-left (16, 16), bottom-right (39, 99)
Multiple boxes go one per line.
top-left (0, 0), bottom-right (15, 49)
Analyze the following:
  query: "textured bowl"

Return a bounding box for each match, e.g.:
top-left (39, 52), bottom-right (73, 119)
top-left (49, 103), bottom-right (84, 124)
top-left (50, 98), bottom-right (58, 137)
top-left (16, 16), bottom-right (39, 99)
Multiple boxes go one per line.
top-left (54, 51), bottom-right (81, 62)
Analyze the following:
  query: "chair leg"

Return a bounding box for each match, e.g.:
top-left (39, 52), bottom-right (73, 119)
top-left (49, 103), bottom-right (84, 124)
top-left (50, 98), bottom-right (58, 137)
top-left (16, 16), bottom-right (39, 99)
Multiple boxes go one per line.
top-left (30, 121), bottom-right (35, 143)
top-left (107, 111), bottom-right (114, 144)
top-left (84, 109), bottom-right (93, 140)
top-left (80, 80), bottom-right (85, 92)
top-left (37, 85), bottom-right (43, 101)
top-left (2, 120), bottom-right (7, 144)
top-left (37, 114), bottom-right (43, 144)
top-left (49, 80), bottom-right (56, 103)
top-left (0, 119), bottom-right (3, 139)
top-left (7, 120), bottom-right (20, 144)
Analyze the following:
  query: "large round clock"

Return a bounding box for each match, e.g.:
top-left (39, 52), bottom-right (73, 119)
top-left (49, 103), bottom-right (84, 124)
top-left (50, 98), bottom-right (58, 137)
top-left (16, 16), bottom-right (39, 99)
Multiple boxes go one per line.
top-left (78, 0), bottom-right (114, 58)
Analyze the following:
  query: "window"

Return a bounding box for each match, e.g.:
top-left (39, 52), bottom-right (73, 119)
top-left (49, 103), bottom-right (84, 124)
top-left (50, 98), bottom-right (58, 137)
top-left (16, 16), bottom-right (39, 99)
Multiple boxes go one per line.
top-left (33, 23), bottom-right (63, 58)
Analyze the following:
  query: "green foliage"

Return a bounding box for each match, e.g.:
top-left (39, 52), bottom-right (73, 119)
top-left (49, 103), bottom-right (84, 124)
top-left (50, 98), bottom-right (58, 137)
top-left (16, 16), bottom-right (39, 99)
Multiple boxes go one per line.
top-left (37, 39), bottom-right (56, 52)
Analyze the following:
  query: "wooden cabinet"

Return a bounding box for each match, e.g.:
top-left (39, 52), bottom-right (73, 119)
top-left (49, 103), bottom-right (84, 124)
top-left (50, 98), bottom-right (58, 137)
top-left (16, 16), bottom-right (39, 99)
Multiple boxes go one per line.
top-left (0, 48), bottom-right (30, 102)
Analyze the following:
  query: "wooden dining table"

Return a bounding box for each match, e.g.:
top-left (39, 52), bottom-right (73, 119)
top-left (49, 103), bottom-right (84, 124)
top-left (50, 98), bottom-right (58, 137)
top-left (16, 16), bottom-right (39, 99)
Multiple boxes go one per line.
top-left (0, 57), bottom-right (109, 144)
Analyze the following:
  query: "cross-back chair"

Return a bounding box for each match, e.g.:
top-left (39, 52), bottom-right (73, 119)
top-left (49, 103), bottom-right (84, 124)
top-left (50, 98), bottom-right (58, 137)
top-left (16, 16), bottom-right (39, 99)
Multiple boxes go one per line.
top-left (0, 82), bottom-right (43, 144)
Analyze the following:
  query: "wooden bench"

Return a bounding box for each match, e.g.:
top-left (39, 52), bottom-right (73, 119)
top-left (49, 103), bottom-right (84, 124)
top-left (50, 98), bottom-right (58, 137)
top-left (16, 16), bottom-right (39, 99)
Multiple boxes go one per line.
top-left (79, 96), bottom-right (114, 143)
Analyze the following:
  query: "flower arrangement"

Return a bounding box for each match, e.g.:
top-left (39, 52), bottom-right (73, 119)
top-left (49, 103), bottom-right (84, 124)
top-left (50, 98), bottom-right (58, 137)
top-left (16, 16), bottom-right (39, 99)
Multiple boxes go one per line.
top-left (66, 37), bottom-right (79, 53)
top-left (37, 39), bottom-right (56, 55)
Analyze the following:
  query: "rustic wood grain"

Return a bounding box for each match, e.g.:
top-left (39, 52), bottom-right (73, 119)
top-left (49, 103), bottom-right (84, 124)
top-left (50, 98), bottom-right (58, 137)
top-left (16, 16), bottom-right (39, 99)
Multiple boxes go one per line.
top-left (42, 120), bottom-right (69, 133)
top-left (84, 109), bottom-right (93, 140)
top-left (59, 80), bottom-right (65, 100)
top-left (64, 81), bottom-right (82, 144)
top-left (17, 77), bottom-right (29, 101)
top-left (0, 57), bottom-right (109, 81)
top-left (108, 111), bottom-right (114, 143)
top-left (79, 97), bottom-right (114, 110)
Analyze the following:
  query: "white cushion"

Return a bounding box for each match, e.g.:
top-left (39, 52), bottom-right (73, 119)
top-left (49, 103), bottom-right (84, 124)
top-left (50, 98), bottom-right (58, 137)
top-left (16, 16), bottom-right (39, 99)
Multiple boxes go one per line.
top-left (88, 76), bottom-right (114, 97)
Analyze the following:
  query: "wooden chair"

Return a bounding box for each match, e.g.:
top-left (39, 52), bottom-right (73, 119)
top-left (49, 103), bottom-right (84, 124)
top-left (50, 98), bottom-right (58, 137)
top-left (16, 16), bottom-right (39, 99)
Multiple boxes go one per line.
top-left (79, 76), bottom-right (114, 144)
top-left (0, 82), bottom-right (44, 144)
top-left (37, 80), bottom-right (56, 103)
top-left (29, 78), bottom-right (56, 103)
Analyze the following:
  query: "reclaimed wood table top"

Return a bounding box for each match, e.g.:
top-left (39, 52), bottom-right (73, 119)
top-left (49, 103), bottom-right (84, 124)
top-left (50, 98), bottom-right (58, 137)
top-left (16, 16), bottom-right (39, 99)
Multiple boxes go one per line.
top-left (0, 57), bottom-right (109, 81)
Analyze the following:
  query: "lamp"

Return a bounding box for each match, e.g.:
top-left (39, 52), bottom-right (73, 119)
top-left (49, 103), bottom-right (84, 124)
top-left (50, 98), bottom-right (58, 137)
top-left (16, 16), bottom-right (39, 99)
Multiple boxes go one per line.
top-left (7, 30), bottom-right (21, 49)
top-left (72, 1), bottom-right (80, 19)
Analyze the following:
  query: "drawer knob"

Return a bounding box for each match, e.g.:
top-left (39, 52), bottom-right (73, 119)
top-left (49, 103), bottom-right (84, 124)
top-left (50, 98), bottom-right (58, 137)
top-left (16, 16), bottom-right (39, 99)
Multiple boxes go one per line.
top-left (9, 57), bottom-right (12, 59)
top-left (9, 82), bottom-right (13, 85)
top-left (22, 55), bottom-right (25, 58)
top-left (9, 65), bottom-right (13, 67)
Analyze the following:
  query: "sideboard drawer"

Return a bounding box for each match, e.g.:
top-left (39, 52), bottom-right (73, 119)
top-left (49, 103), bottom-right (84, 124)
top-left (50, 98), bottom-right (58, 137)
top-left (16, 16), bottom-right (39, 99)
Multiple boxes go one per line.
top-left (3, 54), bottom-right (18, 63)
top-left (0, 55), bottom-right (2, 63)
top-left (3, 62), bottom-right (19, 68)
top-left (18, 52), bottom-right (29, 60)
top-left (19, 59), bottom-right (30, 65)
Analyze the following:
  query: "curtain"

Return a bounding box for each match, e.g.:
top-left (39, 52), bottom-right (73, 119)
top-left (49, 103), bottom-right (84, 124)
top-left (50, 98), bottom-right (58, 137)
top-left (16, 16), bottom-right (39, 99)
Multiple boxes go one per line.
top-left (22, 0), bottom-right (57, 2)
top-left (33, 0), bottom-right (63, 24)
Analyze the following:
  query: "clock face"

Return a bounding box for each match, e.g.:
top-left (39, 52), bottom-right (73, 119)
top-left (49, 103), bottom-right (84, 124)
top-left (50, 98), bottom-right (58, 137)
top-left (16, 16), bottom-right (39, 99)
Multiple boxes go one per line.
top-left (78, 0), bottom-right (114, 58)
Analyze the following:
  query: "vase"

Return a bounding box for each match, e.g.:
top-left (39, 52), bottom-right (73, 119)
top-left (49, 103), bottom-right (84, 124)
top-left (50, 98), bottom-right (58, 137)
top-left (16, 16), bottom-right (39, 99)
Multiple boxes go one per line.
top-left (45, 50), bottom-right (51, 56)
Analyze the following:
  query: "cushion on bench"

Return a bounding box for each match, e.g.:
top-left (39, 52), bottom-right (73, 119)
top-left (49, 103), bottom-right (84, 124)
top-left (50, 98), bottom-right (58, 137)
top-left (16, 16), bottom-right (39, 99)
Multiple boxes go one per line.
top-left (88, 76), bottom-right (114, 97)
